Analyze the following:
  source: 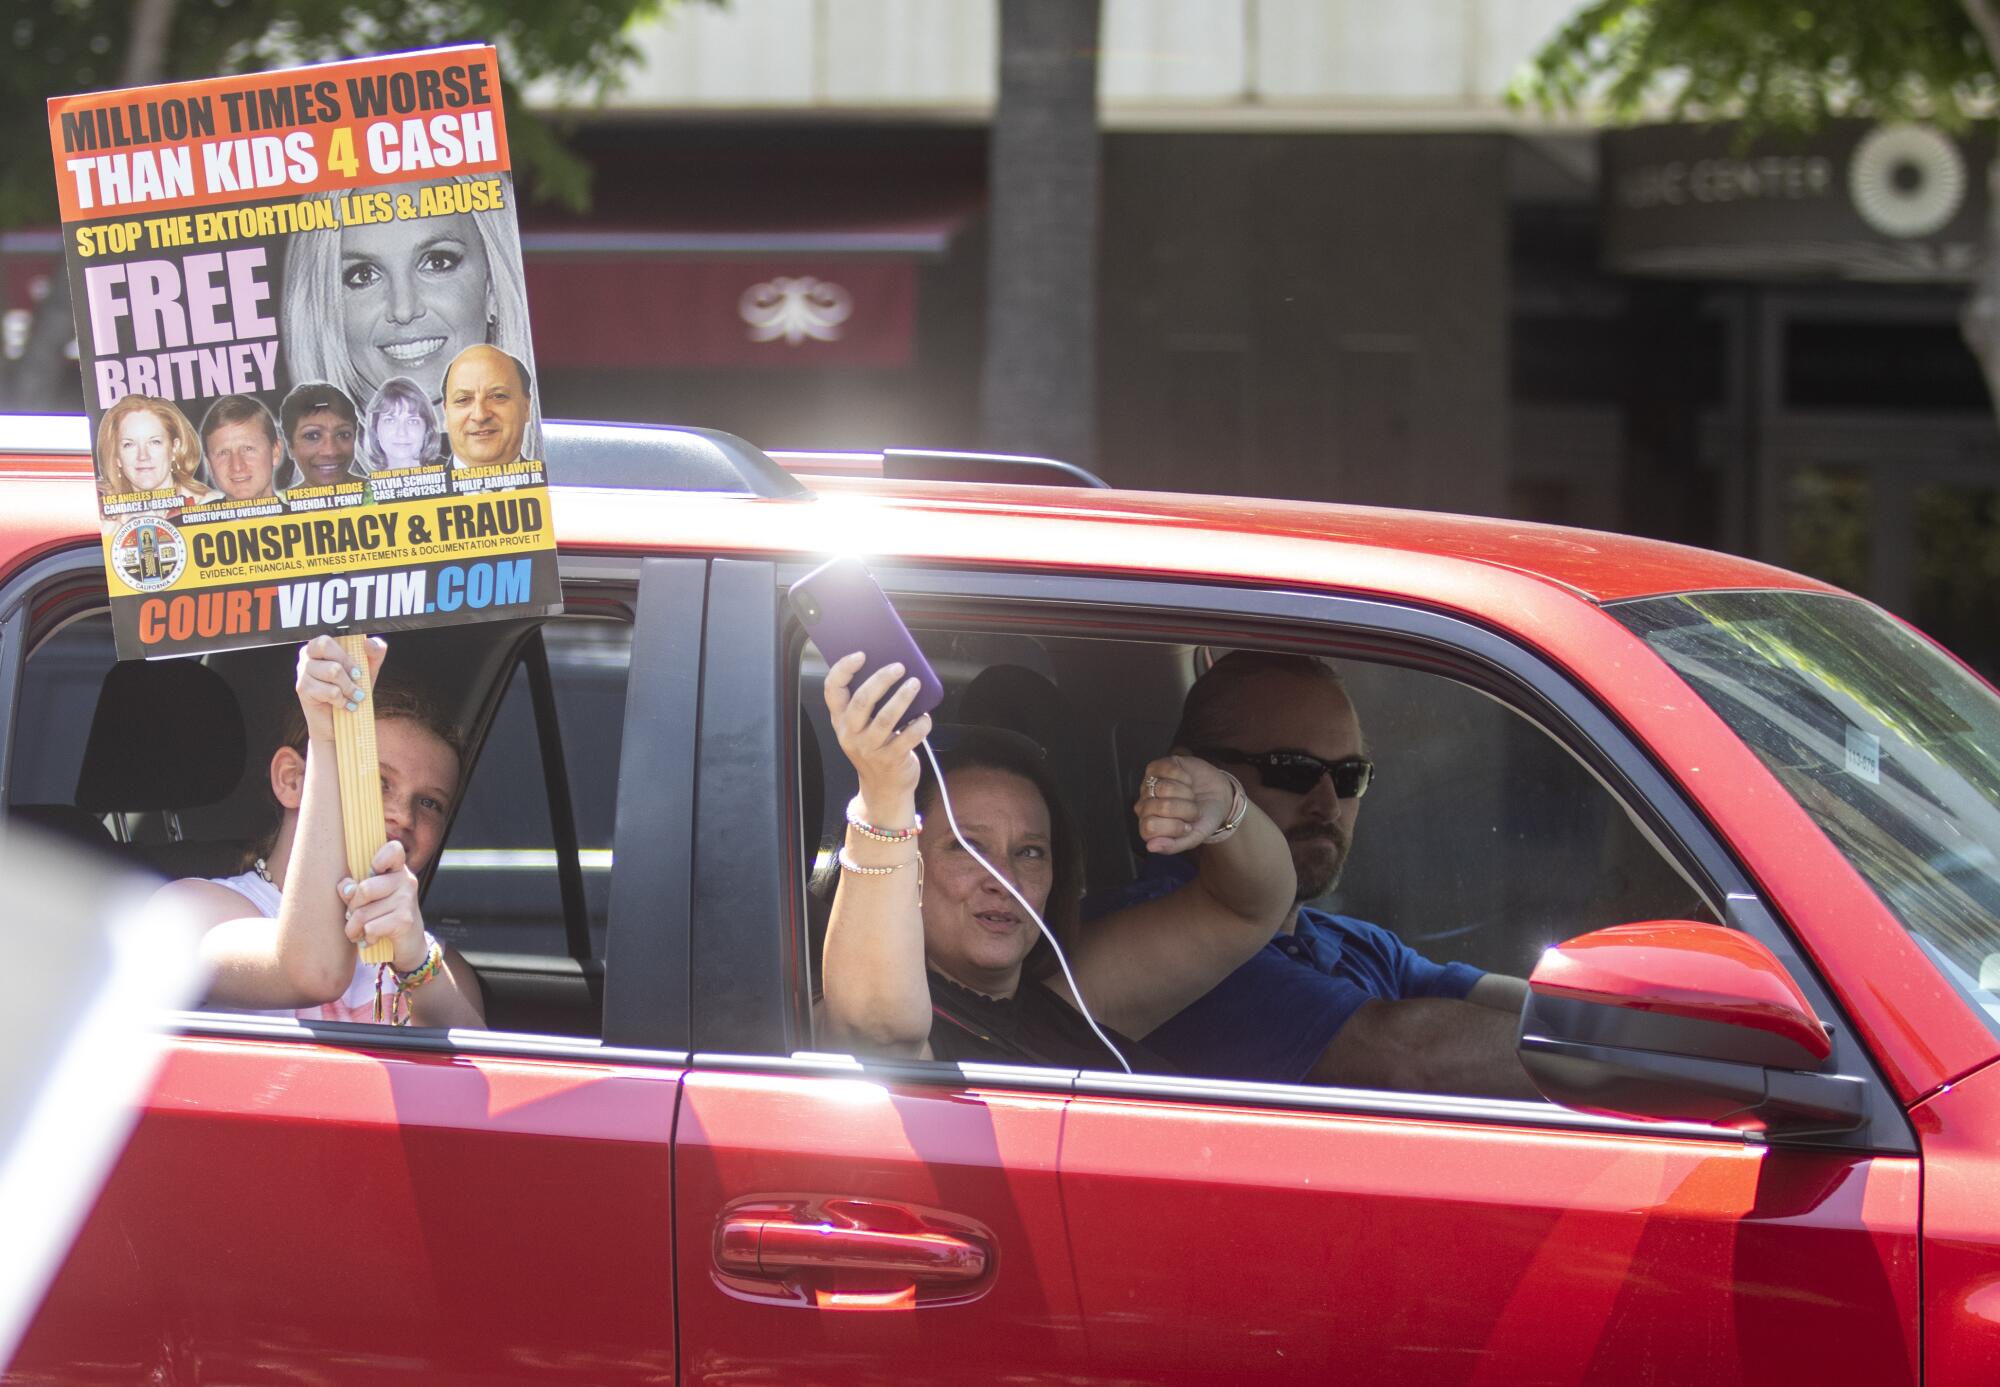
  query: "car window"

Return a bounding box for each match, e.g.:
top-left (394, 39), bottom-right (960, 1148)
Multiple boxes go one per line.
top-left (5, 591), bottom-right (627, 1038)
top-left (794, 615), bottom-right (1714, 1088)
top-left (429, 618), bottom-right (632, 962)
top-left (8, 613), bottom-right (117, 811)
top-left (1616, 587), bottom-right (2000, 1038)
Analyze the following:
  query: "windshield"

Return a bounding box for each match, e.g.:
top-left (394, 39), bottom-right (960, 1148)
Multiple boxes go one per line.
top-left (1614, 589), bottom-right (2000, 1037)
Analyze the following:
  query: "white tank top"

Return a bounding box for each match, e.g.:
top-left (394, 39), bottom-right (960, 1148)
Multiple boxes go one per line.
top-left (207, 868), bottom-right (401, 1024)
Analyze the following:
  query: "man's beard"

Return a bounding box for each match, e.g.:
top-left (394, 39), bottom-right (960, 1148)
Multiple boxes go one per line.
top-left (1287, 820), bottom-right (1350, 903)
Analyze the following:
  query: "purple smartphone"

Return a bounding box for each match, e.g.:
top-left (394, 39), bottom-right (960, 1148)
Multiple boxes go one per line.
top-left (789, 556), bottom-right (945, 728)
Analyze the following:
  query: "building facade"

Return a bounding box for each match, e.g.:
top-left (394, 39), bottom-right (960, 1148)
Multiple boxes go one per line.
top-left (8, 1), bottom-right (1992, 668)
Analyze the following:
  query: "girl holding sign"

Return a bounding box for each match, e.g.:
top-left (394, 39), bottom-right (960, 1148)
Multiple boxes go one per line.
top-left (152, 635), bottom-right (486, 1027)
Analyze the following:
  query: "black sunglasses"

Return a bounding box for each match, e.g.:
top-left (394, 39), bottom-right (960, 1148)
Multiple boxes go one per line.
top-left (1192, 747), bottom-right (1375, 799)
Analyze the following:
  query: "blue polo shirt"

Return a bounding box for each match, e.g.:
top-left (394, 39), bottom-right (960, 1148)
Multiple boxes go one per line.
top-left (1087, 863), bottom-right (1484, 1083)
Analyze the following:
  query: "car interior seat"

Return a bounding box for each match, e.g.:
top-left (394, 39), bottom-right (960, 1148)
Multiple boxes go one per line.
top-left (3, 802), bottom-right (122, 860)
top-left (73, 658), bottom-right (250, 880)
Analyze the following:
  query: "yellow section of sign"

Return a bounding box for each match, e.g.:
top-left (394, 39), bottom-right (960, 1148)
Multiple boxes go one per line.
top-left (100, 486), bottom-right (554, 596)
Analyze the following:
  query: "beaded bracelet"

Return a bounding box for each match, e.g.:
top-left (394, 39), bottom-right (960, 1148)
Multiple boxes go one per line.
top-left (373, 933), bottom-right (446, 1027)
top-left (396, 932), bottom-right (447, 991)
top-left (837, 846), bottom-right (923, 904)
top-left (846, 797), bottom-right (922, 843)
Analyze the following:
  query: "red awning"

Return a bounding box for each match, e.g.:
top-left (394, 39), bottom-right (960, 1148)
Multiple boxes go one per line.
top-left (516, 127), bottom-right (981, 372)
top-left (523, 239), bottom-right (934, 371)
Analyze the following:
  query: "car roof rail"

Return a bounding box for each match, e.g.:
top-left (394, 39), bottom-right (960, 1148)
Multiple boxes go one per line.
top-left (547, 420), bottom-right (809, 499)
top-left (770, 448), bottom-right (1109, 489)
top-left (0, 415), bottom-right (90, 454)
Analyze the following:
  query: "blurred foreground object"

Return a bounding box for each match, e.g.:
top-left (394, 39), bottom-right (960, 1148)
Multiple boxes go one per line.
top-left (0, 823), bottom-right (204, 1367)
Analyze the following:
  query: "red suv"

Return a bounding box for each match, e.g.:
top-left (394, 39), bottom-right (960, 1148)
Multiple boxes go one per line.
top-left (4, 418), bottom-right (1997, 1385)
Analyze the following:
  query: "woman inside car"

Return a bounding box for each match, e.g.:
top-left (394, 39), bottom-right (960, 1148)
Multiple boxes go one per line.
top-left (817, 652), bottom-right (1294, 1068)
top-left (152, 634), bottom-right (485, 1026)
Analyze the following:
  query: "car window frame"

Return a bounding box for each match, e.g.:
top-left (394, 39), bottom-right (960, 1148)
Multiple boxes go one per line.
top-left (0, 543), bottom-right (699, 1067)
top-left (686, 559), bottom-right (1914, 1155)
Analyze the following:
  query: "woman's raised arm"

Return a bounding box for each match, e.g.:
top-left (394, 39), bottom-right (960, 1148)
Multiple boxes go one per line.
top-left (815, 653), bottom-right (937, 1058)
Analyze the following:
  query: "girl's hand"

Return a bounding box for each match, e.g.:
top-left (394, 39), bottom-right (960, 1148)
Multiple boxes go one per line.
top-left (823, 652), bottom-right (931, 824)
top-left (295, 634), bottom-right (386, 744)
top-left (1133, 755), bottom-right (1239, 855)
top-left (338, 838), bottom-right (429, 972)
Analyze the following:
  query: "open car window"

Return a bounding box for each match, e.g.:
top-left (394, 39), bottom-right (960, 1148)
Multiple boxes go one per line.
top-left (5, 599), bottom-right (627, 1042)
top-left (794, 616), bottom-right (1716, 1089)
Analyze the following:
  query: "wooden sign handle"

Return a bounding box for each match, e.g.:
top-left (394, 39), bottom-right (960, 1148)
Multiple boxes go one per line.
top-left (331, 634), bottom-right (395, 966)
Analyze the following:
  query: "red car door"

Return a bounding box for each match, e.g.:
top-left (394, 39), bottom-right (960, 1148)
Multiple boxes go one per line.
top-left (671, 562), bottom-right (1084, 1380)
top-left (6, 554), bottom-right (706, 1383)
top-left (673, 1061), bottom-right (1082, 1383)
top-left (1058, 1086), bottom-right (1917, 1384)
top-left (12, 1033), bottom-right (683, 1384)
top-left (1045, 589), bottom-right (1922, 1383)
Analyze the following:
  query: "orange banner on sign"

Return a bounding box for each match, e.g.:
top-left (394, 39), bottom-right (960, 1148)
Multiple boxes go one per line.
top-left (47, 46), bottom-right (510, 222)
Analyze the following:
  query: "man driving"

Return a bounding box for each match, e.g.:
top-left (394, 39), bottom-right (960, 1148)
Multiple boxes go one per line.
top-left (1096, 651), bottom-right (1537, 1098)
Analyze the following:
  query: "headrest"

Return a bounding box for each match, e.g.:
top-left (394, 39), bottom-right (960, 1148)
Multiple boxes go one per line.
top-left (6, 804), bottom-right (118, 859)
top-left (958, 664), bottom-right (1077, 754)
top-left (75, 659), bottom-right (247, 813)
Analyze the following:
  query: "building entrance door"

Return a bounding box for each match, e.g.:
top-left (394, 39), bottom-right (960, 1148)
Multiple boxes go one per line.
top-left (1750, 292), bottom-right (2000, 679)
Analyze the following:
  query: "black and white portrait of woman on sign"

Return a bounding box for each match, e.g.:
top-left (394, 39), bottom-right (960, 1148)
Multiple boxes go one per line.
top-left (281, 173), bottom-right (540, 459)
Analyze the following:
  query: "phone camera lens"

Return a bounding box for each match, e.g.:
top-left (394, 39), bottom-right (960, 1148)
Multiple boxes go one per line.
top-left (798, 595), bottom-right (821, 624)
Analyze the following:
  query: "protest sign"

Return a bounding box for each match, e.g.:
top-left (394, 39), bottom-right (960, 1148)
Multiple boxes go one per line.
top-left (48, 45), bottom-right (559, 662)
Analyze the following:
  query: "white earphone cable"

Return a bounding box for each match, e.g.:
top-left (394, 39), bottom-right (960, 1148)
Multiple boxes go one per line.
top-left (920, 737), bottom-right (1133, 1075)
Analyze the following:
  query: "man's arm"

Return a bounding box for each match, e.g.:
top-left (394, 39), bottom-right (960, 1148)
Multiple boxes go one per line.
top-left (1467, 972), bottom-right (1529, 1012)
top-left (1305, 996), bottom-right (1542, 1100)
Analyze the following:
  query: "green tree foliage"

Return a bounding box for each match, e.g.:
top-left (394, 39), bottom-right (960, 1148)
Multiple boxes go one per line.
top-left (3, 0), bottom-right (671, 221)
top-left (1512, 0), bottom-right (2000, 131)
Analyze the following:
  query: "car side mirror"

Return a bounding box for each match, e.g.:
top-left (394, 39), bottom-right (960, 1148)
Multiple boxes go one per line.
top-left (1517, 921), bottom-right (1864, 1135)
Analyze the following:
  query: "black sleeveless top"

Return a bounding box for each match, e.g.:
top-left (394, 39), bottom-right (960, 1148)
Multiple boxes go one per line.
top-left (925, 971), bottom-right (1167, 1073)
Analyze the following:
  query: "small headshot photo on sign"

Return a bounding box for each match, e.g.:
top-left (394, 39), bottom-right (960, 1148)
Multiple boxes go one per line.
top-left (279, 382), bottom-right (364, 494)
top-left (94, 395), bottom-right (213, 511)
top-left (195, 395), bottom-right (289, 508)
top-left (363, 376), bottom-right (443, 473)
top-left (444, 344), bottom-right (535, 490)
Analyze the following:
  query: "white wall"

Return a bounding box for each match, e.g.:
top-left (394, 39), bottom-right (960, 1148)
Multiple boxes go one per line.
top-left (571, 0), bottom-right (1590, 123)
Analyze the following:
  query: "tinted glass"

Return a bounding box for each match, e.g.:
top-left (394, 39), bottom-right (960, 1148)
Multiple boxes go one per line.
top-left (428, 619), bottom-right (630, 959)
top-left (1615, 589), bottom-right (2000, 1037)
top-left (7, 615), bottom-right (118, 808)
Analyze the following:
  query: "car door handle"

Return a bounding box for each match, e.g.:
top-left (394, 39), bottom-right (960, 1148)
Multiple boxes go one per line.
top-left (716, 1214), bottom-right (987, 1281)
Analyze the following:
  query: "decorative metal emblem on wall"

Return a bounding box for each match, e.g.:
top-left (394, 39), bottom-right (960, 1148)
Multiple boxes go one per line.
top-left (740, 276), bottom-right (854, 345)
